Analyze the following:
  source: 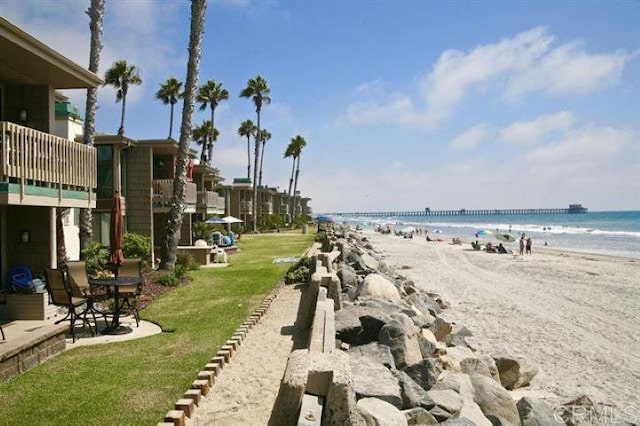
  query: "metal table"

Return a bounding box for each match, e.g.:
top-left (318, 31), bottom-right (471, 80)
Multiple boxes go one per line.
top-left (89, 277), bottom-right (142, 335)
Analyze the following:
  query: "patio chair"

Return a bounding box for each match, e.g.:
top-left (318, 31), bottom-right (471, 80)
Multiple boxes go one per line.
top-left (66, 261), bottom-right (109, 328)
top-left (44, 268), bottom-right (96, 343)
top-left (116, 259), bottom-right (142, 327)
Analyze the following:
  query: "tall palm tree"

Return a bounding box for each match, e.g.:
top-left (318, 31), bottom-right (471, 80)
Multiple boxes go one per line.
top-left (237, 119), bottom-right (256, 180)
top-left (192, 120), bottom-right (217, 163)
top-left (283, 137), bottom-right (299, 222)
top-left (104, 59), bottom-right (142, 136)
top-left (257, 128), bottom-right (271, 187)
top-left (290, 135), bottom-right (307, 220)
top-left (79, 0), bottom-right (105, 254)
top-left (155, 77), bottom-right (183, 139)
top-left (197, 80), bottom-right (228, 165)
top-left (240, 75), bottom-right (270, 232)
top-left (160, 0), bottom-right (207, 270)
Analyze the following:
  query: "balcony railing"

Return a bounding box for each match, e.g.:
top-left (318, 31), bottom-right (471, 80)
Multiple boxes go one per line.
top-left (261, 202), bottom-right (273, 214)
top-left (1, 121), bottom-right (96, 190)
top-left (197, 191), bottom-right (225, 211)
top-left (240, 201), bottom-right (253, 213)
top-left (153, 179), bottom-right (197, 207)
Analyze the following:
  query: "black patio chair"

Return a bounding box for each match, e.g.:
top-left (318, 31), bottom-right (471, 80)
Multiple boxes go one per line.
top-left (44, 268), bottom-right (96, 343)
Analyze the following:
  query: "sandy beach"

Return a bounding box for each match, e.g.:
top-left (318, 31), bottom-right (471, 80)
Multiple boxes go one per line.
top-left (365, 230), bottom-right (640, 419)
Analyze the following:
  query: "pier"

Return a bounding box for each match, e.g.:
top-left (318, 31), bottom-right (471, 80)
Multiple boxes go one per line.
top-left (326, 204), bottom-right (587, 218)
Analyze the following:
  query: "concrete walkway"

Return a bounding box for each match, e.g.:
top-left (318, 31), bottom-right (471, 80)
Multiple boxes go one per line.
top-left (189, 283), bottom-right (304, 425)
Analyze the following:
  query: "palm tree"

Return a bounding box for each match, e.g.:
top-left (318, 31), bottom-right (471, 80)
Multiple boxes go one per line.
top-left (240, 75), bottom-right (270, 232)
top-left (79, 0), bottom-right (105, 254)
top-left (197, 80), bottom-right (228, 165)
top-left (192, 120), bottom-right (218, 163)
top-left (104, 59), bottom-right (142, 136)
top-left (237, 119), bottom-right (256, 180)
top-left (160, 0), bottom-right (207, 270)
top-left (290, 135), bottom-right (307, 220)
top-left (283, 137), bottom-right (299, 222)
top-left (155, 77), bottom-right (183, 139)
top-left (257, 128), bottom-right (271, 187)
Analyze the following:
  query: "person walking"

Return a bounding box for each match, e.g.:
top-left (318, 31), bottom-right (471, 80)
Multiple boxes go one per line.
top-left (526, 237), bottom-right (532, 255)
top-left (519, 237), bottom-right (525, 255)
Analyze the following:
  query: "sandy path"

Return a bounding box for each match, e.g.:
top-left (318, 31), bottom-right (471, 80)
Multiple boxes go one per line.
top-left (365, 231), bottom-right (640, 417)
top-left (189, 283), bottom-right (301, 425)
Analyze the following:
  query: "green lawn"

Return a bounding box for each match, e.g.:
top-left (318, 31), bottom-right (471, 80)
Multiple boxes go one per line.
top-left (0, 232), bottom-right (314, 425)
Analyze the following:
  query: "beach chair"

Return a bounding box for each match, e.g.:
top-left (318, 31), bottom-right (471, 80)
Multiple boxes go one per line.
top-left (66, 261), bottom-right (110, 327)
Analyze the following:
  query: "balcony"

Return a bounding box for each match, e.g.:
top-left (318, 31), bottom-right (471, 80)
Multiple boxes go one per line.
top-left (0, 122), bottom-right (96, 207)
top-left (197, 191), bottom-right (225, 214)
top-left (152, 179), bottom-right (197, 212)
top-left (261, 202), bottom-right (273, 215)
top-left (240, 201), bottom-right (253, 213)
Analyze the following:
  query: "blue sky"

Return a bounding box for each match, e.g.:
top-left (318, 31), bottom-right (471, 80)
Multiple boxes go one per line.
top-left (4, 0), bottom-right (639, 212)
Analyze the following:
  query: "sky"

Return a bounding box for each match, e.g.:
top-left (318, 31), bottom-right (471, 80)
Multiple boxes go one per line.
top-left (3, 0), bottom-right (640, 212)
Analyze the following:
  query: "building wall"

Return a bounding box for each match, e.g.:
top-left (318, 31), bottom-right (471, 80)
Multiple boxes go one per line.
top-left (6, 206), bottom-right (51, 276)
top-left (126, 146), bottom-right (153, 245)
top-left (3, 85), bottom-right (52, 133)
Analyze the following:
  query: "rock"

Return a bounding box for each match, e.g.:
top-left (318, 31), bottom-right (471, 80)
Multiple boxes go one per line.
top-left (469, 373), bottom-right (521, 426)
top-left (360, 252), bottom-right (381, 270)
top-left (427, 389), bottom-right (463, 419)
top-left (460, 357), bottom-right (493, 378)
top-left (337, 265), bottom-right (358, 290)
top-left (350, 354), bottom-right (403, 408)
top-left (485, 415), bottom-right (517, 425)
top-left (445, 346), bottom-right (476, 363)
top-left (418, 334), bottom-right (437, 358)
top-left (402, 407), bottom-right (438, 425)
top-left (440, 418), bottom-right (479, 425)
top-left (432, 371), bottom-right (475, 399)
top-left (478, 355), bottom-right (501, 382)
top-left (394, 371), bottom-right (436, 410)
top-left (493, 356), bottom-right (538, 390)
top-left (429, 317), bottom-right (453, 341)
top-left (379, 314), bottom-right (423, 369)
top-left (349, 342), bottom-right (396, 369)
top-left (411, 313), bottom-right (436, 329)
top-left (361, 274), bottom-right (402, 302)
top-left (360, 314), bottom-right (390, 343)
top-left (335, 307), bottom-right (363, 344)
top-left (516, 397), bottom-right (557, 426)
top-left (356, 398), bottom-right (408, 426)
top-left (402, 358), bottom-right (442, 391)
top-left (335, 305), bottom-right (391, 345)
top-left (459, 399), bottom-right (493, 426)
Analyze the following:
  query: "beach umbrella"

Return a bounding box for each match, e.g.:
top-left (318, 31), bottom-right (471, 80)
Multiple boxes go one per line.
top-left (400, 226), bottom-right (416, 234)
top-left (221, 215), bottom-right (243, 223)
top-left (495, 233), bottom-right (516, 243)
top-left (205, 216), bottom-right (226, 224)
top-left (475, 229), bottom-right (493, 238)
top-left (109, 193), bottom-right (125, 277)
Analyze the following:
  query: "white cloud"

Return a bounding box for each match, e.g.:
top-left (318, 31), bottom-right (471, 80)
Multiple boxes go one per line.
top-left (500, 111), bottom-right (575, 146)
top-left (340, 27), bottom-right (632, 130)
top-left (505, 42), bottom-right (628, 101)
top-left (449, 124), bottom-right (489, 151)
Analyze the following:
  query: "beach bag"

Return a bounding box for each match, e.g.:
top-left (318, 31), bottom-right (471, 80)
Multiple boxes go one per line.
top-left (8, 266), bottom-right (34, 293)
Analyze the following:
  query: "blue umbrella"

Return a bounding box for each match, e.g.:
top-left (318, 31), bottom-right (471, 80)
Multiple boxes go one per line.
top-left (205, 217), bottom-right (226, 224)
top-left (315, 215), bottom-right (334, 223)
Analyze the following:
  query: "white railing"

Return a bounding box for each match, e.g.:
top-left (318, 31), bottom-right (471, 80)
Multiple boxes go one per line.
top-left (153, 179), bottom-right (197, 206)
top-left (0, 121), bottom-right (96, 189)
top-left (197, 191), bottom-right (225, 210)
top-left (261, 202), bottom-right (273, 214)
top-left (240, 201), bottom-right (253, 213)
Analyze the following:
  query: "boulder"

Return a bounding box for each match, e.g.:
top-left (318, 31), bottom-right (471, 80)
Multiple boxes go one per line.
top-left (337, 265), bottom-right (358, 290)
top-left (493, 356), bottom-right (538, 390)
top-left (360, 252), bottom-right (381, 270)
top-left (459, 399), bottom-right (492, 426)
top-left (394, 371), bottom-right (436, 410)
top-left (469, 373), bottom-right (521, 426)
top-left (356, 398), bottom-right (408, 426)
top-left (417, 334), bottom-right (437, 358)
top-left (516, 397), bottom-right (557, 426)
top-left (350, 354), bottom-right (403, 408)
top-left (402, 358), bottom-right (442, 391)
top-left (410, 313), bottom-right (436, 329)
top-left (335, 307), bottom-right (363, 344)
top-left (460, 357), bottom-right (494, 379)
top-left (335, 305), bottom-right (391, 345)
top-left (439, 418), bottom-right (478, 425)
top-left (478, 355), bottom-right (500, 382)
top-left (402, 407), bottom-right (438, 425)
top-left (349, 342), bottom-right (396, 370)
top-left (427, 389), bottom-right (463, 420)
top-left (432, 371), bottom-right (475, 399)
top-left (379, 314), bottom-right (423, 369)
top-left (429, 317), bottom-right (453, 341)
top-left (361, 274), bottom-right (402, 302)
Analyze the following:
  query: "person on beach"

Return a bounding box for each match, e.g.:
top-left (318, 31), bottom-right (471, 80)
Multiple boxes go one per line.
top-left (519, 237), bottom-right (525, 255)
top-left (497, 243), bottom-right (507, 254)
top-left (526, 237), bottom-right (532, 255)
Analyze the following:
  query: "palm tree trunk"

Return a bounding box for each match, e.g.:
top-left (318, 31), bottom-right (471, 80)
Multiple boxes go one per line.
top-left (246, 135), bottom-right (251, 179)
top-left (118, 88), bottom-right (127, 135)
top-left (252, 111), bottom-right (260, 232)
top-left (207, 106), bottom-right (215, 165)
top-left (287, 157), bottom-right (295, 221)
top-left (291, 155), bottom-right (301, 220)
top-left (56, 208), bottom-right (68, 268)
top-left (160, 0), bottom-right (206, 270)
top-left (168, 102), bottom-right (174, 139)
top-left (258, 140), bottom-right (266, 187)
top-left (79, 0), bottom-right (105, 255)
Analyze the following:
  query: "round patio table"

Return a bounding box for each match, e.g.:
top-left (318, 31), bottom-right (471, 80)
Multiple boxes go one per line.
top-left (89, 277), bottom-right (142, 335)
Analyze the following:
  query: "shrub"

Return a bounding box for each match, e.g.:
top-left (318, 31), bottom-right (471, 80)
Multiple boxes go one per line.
top-left (176, 252), bottom-right (200, 271)
top-left (192, 221), bottom-right (212, 240)
top-left (122, 233), bottom-right (151, 268)
top-left (284, 256), bottom-right (313, 284)
top-left (81, 242), bottom-right (109, 276)
top-left (156, 271), bottom-right (179, 287)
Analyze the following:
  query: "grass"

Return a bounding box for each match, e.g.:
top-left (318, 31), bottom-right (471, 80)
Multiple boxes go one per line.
top-left (0, 232), bottom-right (314, 425)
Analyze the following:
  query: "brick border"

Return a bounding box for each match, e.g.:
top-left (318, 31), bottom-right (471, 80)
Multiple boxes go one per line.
top-left (160, 280), bottom-right (285, 425)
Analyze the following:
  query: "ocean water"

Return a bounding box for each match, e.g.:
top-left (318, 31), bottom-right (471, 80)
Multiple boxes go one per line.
top-left (339, 211), bottom-right (640, 259)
